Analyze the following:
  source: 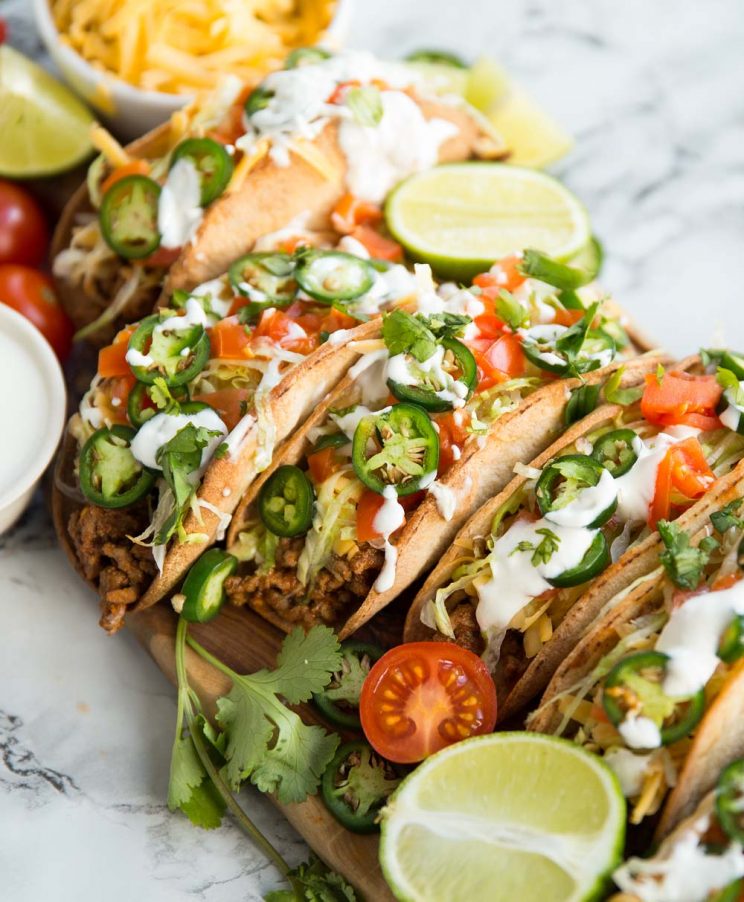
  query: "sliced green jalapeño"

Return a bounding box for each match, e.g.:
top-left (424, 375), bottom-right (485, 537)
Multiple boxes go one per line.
top-left (352, 402), bottom-right (439, 497)
top-left (79, 425), bottom-right (154, 509)
top-left (602, 650), bottom-right (706, 747)
top-left (244, 85), bottom-right (274, 117)
top-left (228, 251), bottom-right (298, 309)
top-left (717, 759), bottom-right (744, 844)
top-left (547, 531), bottom-right (610, 588)
top-left (99, 174), bottom-right (161, 260)
top-left (285, 47), bottom-right (332, 68)
top-left (719, 614), bottom-right (744, 664)
top-left (313, 641), bottom-right (384, 729)
top-left (127, 313), bottom-right (210, 387)
top-left (536, 453), bottom-right (617, 527)
top-left (295, 250), bottom-right (375, 303)
top-left (592, 428), bottom-right (639, 477)
top-left (180, 548), bottom-right (238, 624)
top-left (170, 137), bottom-right (234, 206)
top-left (320, 741), bottom-right (402, 834)
top-left (387, 337), bottom-right (477, 412)
top-left (258, 465), bottom-right (315, 537)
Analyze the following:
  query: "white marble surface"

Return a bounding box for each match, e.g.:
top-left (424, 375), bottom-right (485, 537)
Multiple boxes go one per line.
top-left (3, 0), bottom-right (744, 899)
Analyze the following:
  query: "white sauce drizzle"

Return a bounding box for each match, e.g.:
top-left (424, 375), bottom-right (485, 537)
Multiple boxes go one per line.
top-left (130, 409), bottom-right (227, 473)
top-left (372, 485), bottom-right (405, 592)
top-left (158, 158), bottom-right (203, 249)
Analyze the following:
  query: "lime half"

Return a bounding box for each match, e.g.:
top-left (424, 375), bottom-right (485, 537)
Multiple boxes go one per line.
top-left (386, 163), bottom-right (591, 281)
top-left (0, 46), bottom-right (94, 178)
top-left (379, 733), bottom-right (626, 902)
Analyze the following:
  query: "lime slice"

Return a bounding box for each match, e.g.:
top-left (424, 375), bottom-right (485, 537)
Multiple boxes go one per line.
top-left (386, 163), bottom-right (591, 281)
top-left (0, 46), bottom-right (94, 178)
top-left (380, 733), bottom-right (626, 902)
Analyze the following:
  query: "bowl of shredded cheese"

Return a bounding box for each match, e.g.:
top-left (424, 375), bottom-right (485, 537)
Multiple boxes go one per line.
top-left (33, 0), bottom-right (351, 139)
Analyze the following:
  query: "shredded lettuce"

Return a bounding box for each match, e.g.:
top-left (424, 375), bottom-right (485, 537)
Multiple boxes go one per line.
top-left (231, 523), bottom-right (279, 572)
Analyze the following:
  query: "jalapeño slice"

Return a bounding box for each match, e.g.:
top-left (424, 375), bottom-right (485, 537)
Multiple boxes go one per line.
top-left (313, 641), bottom-right (384, 729)
top-left (295, 250), bottom-right (375, 303)
top-left (352, 403), bottom-right (439, 497)
top-left (719, 615), bottom-right (744, 664)
top-left (228, 251), bottom-right (297, 310)
top-left (387, 337), bottom-right (477, 412)
top-left (312, 432), bottom-right (349, 454)
top-left (258, 465), bottom-right (315, 537)
top-left (602, 650), bottom-right (706, 747)
top-left (320, 741), bottom-right (402, 834)
top-left (521, 324), bottom-right (615, 377)
top-left (710, 880), bottom-right (744, 902)
top-left (99, 174), bottom-right (161, 260)
top-left (170, 137), bottom-right (234, 206)
top-left (180, 548), bottom-right (238, 624)
top-left (536, 453), bottom-right (617, 527)
top-left (127, 313), bottom-right (210, 387)
top-left (285, 47), bottom-right (332, 68)
top-left (717, 759), bottom-right (744, 845)
top-left (405, 49), bottom-right (467, 68)
top-left (244, 86), bottom-right (274, 117)
top-left (127, 381), bottom-right (188, 427)
top-left (79, 425), bottom-right (154, 509)
top-left (546, 531), bottom-right (610, 588)
top-left (592, 428), bottom-right (639, 477)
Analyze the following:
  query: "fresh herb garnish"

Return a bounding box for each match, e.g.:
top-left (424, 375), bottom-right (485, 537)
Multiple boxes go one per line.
top-left (519, 248), bottom-right (591, 292)
top-left (424, 311), bottom-right (471, 339)
top-left (565, 382), bottom-right (601, 425)
top-left (382, 309), bottom-right (437, 362)
top-left (658, 519), bottom-right (719, 589)
top-left (495, 289), bottom-right (529, 330)
top-left (711, 499), bottom-right (744, 534)
top-left (511, 527), bottom-right (561, 566)
top-left (265, 856), bottom-right (357, 901)
top-left (214, 442), bottom-right (229, 460)
top-left (656, 363), bottom-right (665, 385)
top-left (603, 365), bottom-right (643, 406)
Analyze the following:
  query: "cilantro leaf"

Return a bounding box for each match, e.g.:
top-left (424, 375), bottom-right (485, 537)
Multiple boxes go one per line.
top-left (382, 310), bottom-right (436, 362)
top-left (265, 856), bottom-right (358, 902)
top-left (520, 248), bottom-right (591, 291)
top-left (564, 382), bottom-right (600, 425)
top-left (214, 627), bottom-right (342, 803)
top-left (511, 527), bottom-right (560, 566)
top-left (495, 290), bottom-right (529, 330)
top-left (424, 311), bottom-right (471, 339)
top-left (603, 366), bottom-right (643, 406)
top-left (658, 519), bottom-right (718, 590)
top-left (168, 706), bottom-right (226, 830)
top-left (711, 499), bottom-right (744, 534)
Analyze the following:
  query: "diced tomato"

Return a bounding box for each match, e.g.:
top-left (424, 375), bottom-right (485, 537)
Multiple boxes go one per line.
top-left (590, 703), bottom-right (611, 724)
top-left (318, 307), bottom-right (359, 334)
top-left (350, 224), bottom-right (404, 262)
top-left (331, 193), bottom-right (383, 234)
top-left (327, 79), bottom-right (361, 104)
top-left (98, 327), bottom-right (134, 377)
top-left (436, 410), bottom-right (471, 475)
top-left (209, 85), bottom-right (255, 145)
top-left (193, 388), bottom-right (251, 431)
top-left (100, 159), bottom-right (151, 196)
top-left (355, 488), bottom-right (423, 542)
top-left (209, 317), bottom-right (251, 359)
top-left (712, 572), bottom-right (743, 591)
top-left (649, 437), bottom-right (716, 528)
top-left (307, 446), bottom-right (344, 484)
top-left (474, 333), bottom-right (525, 392)
top-left (473, 254), bottom-right (526, 294)
top-left (641, 371), bottom-right (723, 430)
top-left (552, 308), bottom-right (585, 327)
top-left (138, 245), bottom-right (181, 269)
top-left (472, 313), bottom-right (506, 341)
top-left (255, 306), bottom-right (318, 354)
top-left (108, 374), bottom-right (136, 424)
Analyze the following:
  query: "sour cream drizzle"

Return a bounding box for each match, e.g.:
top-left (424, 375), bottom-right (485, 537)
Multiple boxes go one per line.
top-left (372, 485), bottom-right (405, 592)
top-left (158, 158), bottom-right (203, 249)
top-left (130, 408), bottom-right (227, 474)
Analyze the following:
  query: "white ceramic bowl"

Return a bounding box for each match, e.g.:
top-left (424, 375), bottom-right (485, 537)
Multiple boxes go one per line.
top-left (33, 0), bottom-right (353, 141)
top-left (0, 305), bottom-right (66, 535)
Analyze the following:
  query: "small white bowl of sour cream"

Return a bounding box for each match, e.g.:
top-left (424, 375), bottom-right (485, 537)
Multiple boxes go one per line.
top-left (0, 304), bottom-right (66, 535)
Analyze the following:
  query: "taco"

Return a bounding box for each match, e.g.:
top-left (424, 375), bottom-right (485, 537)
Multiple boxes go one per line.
top-left (404, 355), bottom-right (744, 721)
top-left (529, 484), bottom-right (744, 832)
top-left (51, 49), bottom-right (504, 343)
top-left (223, 251), bottom-right (659, 637)
top-left (53, 235), bottom-right (427, 633)
top-left (611, 758), bottom-right (744, 901)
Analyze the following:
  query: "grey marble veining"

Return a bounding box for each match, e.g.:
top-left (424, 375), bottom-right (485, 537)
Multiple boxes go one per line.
top-left (2, 0), bottom-right (744, 898)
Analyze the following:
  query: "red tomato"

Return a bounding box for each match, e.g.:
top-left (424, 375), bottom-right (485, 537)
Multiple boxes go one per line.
top-left (98, 327), bottom-right (134, 377)
top-left (473, 254), bottom-right (526, 294)
top-left (641, 371), bottom-right (722, 429)
top-left (209, 317), bottom-right (251, 359)
top-left (139, 245), bottom-right (181, 268)
top-left (0, 264), bottom-right (72, 360)
top-left (473, 334), bottom-right (525, 392)
top-left (355, 488), bottom-right (424, 541)
top-left (100, 159), bottom-right (151, 195)
top-left (649, 437), bottom-right (715, 528)
top-left (436, 411), bottom-right (471, 475)
top-left (0, 180), bottom-right (48, 266)
top-left (472, 313), bottom-right (505, 340)
top-left (108, 374), bottom-right (136, 424)
top-left (360, 641), bottom-right (498, 763)
top-left (193, 388), bottom-right (251, 431)
top-left (350, 224), bottom-right (404, 262)
top-left (331, 193), bottom-right (383, 234)
top-left (308, 446), bottom-right (344, 485)
top-left (552, 308), bottom-right (585, 327)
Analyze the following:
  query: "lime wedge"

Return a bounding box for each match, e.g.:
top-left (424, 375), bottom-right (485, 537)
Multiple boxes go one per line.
top-left (0, 46), bottom-right (94, 178)
top-left (380, 733), bottom-right (626, 902)
top-left (386, 163), bottom-right (591, 280)
top-left (466, 57), bottom-right (574, 168)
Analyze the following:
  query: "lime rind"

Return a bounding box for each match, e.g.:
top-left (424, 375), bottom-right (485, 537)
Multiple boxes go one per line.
top-left (379, 732), bottom-right (626, 902)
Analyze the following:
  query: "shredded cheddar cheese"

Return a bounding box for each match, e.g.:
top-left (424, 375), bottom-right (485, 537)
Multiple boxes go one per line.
top-left (52, 0), bottom-right (338, 95)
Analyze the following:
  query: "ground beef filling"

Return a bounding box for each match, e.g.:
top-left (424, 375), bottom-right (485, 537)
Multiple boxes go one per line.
top-left (225, 538), bottom-right (384, 629)
top-left (68, 503), bottom-right (157, 634)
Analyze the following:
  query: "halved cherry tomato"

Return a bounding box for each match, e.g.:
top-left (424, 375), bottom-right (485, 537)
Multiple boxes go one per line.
top-left (331, 193), bottom-right (383, 234)
top-left (649, 437), bottom-right (715, 528)
top-left (360, 641), bottom-right (497, 763)
top-left (209, 317), bottom-right (251, 359)
top-left (308, 446), bottom-right (345, 485)
top-left (0, 265), bottom-right (73, 361)
top-left (193, 388), bottom-right (251, 431)
top-left (350, 225), bottom-right (404, 262)
top-left (98, 327), bottom-right (135, 377)
top-left (100, 159), bottom-right (151, 196)
top-left (473, 254), bottom-right (527, 295)
top-left (641, 371), bottom-right (722, 430)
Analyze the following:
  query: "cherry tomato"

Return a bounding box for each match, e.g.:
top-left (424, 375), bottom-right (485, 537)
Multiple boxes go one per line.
top-left (0, 180), bottom-right (49, 266)
top-left (0, 264), bottom-right (72, 360)
top-left (360, 641), bottom-right (497, 763)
